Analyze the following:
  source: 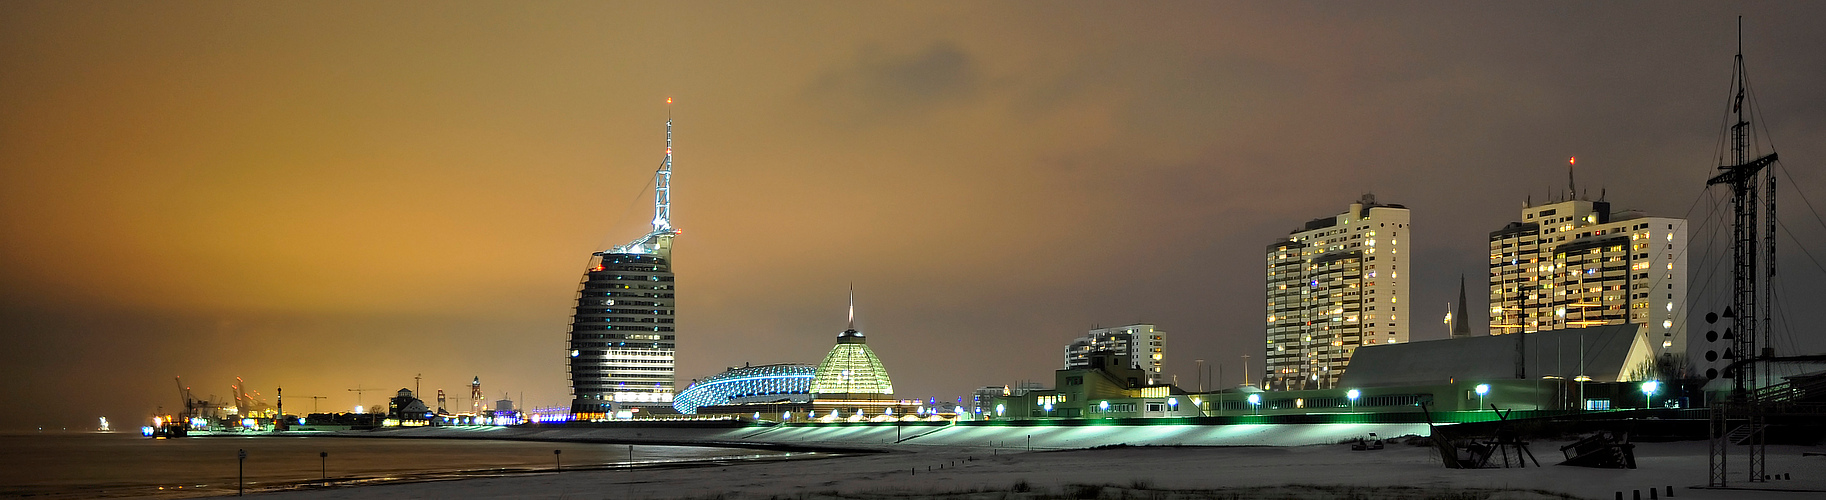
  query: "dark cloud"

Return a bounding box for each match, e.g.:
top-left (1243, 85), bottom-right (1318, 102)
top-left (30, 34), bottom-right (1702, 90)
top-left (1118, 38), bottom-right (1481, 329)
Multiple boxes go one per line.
top-left (807, 41), bottom-right (981, 120)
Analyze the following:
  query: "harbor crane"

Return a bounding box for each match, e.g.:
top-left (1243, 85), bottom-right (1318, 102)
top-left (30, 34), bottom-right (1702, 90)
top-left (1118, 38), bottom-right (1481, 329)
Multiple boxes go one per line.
top-left (347, 385), bottom-right (382, 411)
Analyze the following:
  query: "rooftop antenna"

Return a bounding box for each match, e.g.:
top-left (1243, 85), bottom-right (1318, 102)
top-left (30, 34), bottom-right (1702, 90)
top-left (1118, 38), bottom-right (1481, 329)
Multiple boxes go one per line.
top-left (656, 98), bottom-right (672, 232)
top-left (1568, 157), bottom-right (1577, 201)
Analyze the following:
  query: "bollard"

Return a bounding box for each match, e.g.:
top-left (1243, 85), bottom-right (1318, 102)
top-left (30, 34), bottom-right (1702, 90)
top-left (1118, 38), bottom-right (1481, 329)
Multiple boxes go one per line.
top-left (319, 452), bottom-right (328, 487)
top-left (237, 449), bottom-right (247, 496)
top-left (554, 449), bottom-right (562, 471)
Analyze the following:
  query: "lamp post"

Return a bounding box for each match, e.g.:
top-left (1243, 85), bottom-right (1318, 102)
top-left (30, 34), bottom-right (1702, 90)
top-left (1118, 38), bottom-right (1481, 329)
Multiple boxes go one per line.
top-left (1043, 401), bottom-right (1053, 418)
top-left (1475, 384), bottom-right (1490, 410)
top-left (1247, 394), bottom-right (1261, 415)
top-left (1098, 400), bottom-right (1109, 418)
top-left (1346, 389), bottom-right (1360, 412)
top-left (1640, 380), bottom-right (1660, 409)
top-left (319, 451), bottom-right (327, 486)
top-left (1168, 397), bottom-right (1178, 414)
top-left (995, 404), bottom-right (1004, 418)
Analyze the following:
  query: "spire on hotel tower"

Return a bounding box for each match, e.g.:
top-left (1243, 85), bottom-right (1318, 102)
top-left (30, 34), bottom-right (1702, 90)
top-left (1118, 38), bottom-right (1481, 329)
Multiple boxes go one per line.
top-left (611, 98), bottom-right (680, 257)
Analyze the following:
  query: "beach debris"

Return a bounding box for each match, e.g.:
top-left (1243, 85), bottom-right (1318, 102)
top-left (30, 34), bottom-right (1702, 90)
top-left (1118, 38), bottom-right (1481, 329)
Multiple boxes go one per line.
top-left (1558, 431), bottom-right (1637, 469)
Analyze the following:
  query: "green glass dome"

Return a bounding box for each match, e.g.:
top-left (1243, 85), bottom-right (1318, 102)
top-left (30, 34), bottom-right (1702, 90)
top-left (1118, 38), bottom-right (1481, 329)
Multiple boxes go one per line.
top-left (811, 329), bottom-right (894, 395)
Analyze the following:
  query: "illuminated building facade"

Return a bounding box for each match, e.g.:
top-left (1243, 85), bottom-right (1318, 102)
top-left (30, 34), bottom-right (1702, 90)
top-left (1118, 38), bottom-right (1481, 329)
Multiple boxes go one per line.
top-left (811, 327), bottom-right (894, 396)
top-left (1064, 324), bottom-right (1165, 385)
top-left (673, 363), bottom-right (815, 414)
top-left (1265, 194), bottom-right (1410, 391)
top-left (569, 110), bottom-right (681, 418)
top-left (1487, 195), bottom-right (1687, 355)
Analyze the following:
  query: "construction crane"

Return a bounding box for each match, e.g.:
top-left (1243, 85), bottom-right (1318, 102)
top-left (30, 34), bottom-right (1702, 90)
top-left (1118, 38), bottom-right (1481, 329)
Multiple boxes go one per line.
top-left (175, 377), bottom-right (193, 414)
top-left (306, 396), bottom-right (328, 413)
top-left (347, 385), bottom-right (383, 412)
top-left (233, 377), bottom-right (275, 417)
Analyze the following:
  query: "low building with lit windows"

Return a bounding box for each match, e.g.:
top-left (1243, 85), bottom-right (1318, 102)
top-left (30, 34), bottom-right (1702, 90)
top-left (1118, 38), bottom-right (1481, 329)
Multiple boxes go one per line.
top-left (992, 351), bottom-right (1199, 420)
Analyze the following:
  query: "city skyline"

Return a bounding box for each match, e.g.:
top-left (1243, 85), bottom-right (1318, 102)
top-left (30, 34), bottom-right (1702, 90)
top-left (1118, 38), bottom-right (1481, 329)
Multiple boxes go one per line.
top-left (6, 2), bottom-right (1826, 429)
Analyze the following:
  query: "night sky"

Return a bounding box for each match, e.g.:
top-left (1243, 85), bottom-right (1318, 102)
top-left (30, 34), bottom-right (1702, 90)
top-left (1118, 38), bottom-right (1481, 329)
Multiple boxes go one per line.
top-left (5, 2), bottom-right (1826, 430)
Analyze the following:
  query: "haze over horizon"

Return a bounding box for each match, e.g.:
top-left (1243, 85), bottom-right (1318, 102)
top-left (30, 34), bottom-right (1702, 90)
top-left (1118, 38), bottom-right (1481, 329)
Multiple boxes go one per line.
top-left (5, 1), bottom-right (1826, 430)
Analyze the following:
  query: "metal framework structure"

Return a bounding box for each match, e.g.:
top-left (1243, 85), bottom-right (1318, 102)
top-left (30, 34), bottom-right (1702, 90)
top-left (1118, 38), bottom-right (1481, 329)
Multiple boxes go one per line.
top-left (1705, 18), bottom-right (1779, 487)
top-left (812, 298), bottom-right (895, 396)
top-left (672, 364), bottom-right (815, 414)
top-left (613, 100), bottom-right (679, 255)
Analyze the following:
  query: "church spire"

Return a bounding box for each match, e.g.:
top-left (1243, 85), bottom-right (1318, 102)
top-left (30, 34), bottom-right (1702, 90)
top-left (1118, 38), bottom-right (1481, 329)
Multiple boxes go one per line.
top-left (1452, 275), bottom-right (1471, 338)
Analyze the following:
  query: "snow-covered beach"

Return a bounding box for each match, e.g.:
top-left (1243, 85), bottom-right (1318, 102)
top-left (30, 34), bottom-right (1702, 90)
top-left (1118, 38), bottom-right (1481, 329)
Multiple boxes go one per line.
top-left (230, 424), bottom-right (1825, 499)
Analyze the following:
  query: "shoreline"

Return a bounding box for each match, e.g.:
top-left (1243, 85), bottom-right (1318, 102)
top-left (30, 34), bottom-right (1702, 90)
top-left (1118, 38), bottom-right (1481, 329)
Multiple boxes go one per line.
top-left (309, 427), bottom-right (894, 455)
top-left (221, 447), bottom-right (841, 499)
top-left (3, 433), bottom-right (823, 500)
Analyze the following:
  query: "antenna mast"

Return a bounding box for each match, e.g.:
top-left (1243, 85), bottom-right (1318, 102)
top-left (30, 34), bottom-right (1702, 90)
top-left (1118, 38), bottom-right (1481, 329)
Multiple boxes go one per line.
top-left (654, 98), bottom-right (673, 233)
top-left (611, 98), bottom-right (681, 255)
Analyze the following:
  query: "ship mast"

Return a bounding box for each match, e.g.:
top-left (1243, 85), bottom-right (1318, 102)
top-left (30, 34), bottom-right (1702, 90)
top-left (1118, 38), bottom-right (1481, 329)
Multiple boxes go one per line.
top-left (1705, 19), bottom-right (1777, 400)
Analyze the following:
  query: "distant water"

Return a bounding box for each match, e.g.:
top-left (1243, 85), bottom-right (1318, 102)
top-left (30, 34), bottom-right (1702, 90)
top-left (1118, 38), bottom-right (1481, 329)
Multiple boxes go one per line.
top-left (0, 431), bottom-right (796, 498)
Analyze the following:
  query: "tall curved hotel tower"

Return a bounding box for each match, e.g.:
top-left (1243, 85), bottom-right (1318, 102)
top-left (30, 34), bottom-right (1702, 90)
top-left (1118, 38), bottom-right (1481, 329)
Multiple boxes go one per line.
top-left (569, 111), bottom-right (680, 418)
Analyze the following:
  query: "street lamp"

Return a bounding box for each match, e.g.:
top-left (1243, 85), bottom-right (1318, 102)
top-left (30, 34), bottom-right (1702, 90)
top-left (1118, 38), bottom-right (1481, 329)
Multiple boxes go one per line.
top-left (1346, 389), bottom-right (1360, 412)
top-left (1167, 397), bottom-right (1178, 414)
top-left (1098, 400), bottom-right (1109, 418)
top-left (1640, 380), bottom-right (1660, 409)
top-left (1247, 394), bottom-right (1261, 415)
top-left (1475, 384), bottom-right (1490, 410)
top-left (995, 404), bottom-right (1004, 418)
top-left (1043, 401), bottom-right (1053, 418)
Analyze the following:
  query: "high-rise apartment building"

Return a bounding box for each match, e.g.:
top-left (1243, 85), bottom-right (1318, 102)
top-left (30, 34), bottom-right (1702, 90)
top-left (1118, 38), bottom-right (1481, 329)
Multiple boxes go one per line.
top-left (1063, 324), bottom-right (1165, 385)
top-left (1265, 195), bottom-right (1410, 391)
top-left (1487, 196), bottom-right (1686, 355)
top-left (569, 112), bottom-right (680, 418)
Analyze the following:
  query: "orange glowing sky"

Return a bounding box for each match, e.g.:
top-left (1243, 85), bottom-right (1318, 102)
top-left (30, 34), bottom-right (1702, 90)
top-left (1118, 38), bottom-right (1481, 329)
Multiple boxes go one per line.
top-left (4, 2), bottom-right (1826, 428)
